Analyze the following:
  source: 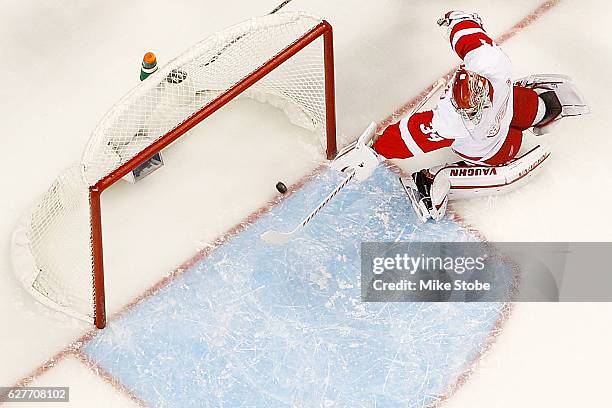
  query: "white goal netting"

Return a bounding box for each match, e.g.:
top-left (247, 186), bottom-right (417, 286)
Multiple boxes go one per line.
top-left (11, 12), bottom-right (332, 324)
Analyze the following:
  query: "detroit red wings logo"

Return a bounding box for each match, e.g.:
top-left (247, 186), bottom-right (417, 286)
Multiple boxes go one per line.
top-left (486, 81), bottom-right (512, 137)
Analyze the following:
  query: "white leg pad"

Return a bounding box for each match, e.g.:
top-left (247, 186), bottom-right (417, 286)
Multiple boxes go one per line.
top-left (515, 74), bottom-right (590, 119)
top-left (431, 144), bottom-right (552, 200)
top-left (430, 173), bottom-right (450, 221)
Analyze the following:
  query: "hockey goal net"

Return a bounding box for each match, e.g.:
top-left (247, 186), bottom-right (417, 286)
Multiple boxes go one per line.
top-left (11, 12), bottom-right (336, 329)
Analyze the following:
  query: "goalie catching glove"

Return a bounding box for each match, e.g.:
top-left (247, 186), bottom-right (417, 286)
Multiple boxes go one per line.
top-left (331, 122), bottom-right (381, 182)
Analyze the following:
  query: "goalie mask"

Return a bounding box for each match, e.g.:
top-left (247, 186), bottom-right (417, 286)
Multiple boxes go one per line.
top-left (451, 68), bottom-right (493, 124)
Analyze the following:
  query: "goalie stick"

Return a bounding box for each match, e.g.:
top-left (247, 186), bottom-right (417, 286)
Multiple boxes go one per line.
top-left (260, 79), bottom-right (447, 244)
top-left (411, 78), bottom-right (447, 121)
top-left (260, 122), bottom-right (375, 244)
top-left (260, 170), bottom-right (356, 244)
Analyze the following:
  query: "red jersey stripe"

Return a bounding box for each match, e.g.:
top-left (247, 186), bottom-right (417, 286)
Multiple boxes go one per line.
top-left (454, 32), bottom-right (493, 59)
top-left (449, 20), bottom-right (483, 45)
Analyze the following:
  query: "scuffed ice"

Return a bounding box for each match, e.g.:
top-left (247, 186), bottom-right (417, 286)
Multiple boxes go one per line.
top-left (84, 166), bottom-right (509, 407)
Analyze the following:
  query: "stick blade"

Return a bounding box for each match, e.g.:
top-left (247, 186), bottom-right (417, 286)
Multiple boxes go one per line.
top-left (260, 230), bottom-right (294, 245)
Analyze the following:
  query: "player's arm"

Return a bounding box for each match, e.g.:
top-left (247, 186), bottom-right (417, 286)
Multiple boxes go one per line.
top-left (438, 11), bottom-right (493, 61)
top-left (372, 111), bottom-right (453, 159)
top-left (438, 11), bottom-right (511, 80)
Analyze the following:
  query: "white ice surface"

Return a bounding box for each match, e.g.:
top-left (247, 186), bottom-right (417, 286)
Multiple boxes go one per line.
top-left (1, 0), bottom-right (611, 406)
top-left (3, 355), bottom-right (141, 408)
top-left (449, 303), bottom-right (612, 407)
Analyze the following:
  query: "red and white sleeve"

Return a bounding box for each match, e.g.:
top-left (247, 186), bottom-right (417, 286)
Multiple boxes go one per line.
top-left (448, 20), bottom-right (494, 60)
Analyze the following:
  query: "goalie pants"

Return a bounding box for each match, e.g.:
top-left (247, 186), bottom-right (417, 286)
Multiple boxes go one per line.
top-left (373, 86), bottom-right (540, 166)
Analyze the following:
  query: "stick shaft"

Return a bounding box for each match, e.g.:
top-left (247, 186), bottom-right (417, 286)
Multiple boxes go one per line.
top-left (294, 171), bottom-right (355, 232)
top-left (261, 170), bottom-right (355, 243)
top-left (411, 78), bottom-right (447, 115)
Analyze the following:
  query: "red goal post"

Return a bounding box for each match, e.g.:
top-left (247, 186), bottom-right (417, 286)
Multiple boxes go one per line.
top-left (11, 12), bottom-right (337, 329)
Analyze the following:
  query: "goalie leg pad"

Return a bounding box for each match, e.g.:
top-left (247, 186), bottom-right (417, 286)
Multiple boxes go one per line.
top-left (430, 172), bottom-right (451, 221)
top-left (402, 144), bottom-right (551, 222)
top-left (430, 143), bottom-right (551, 200)
top-left (514, 74), bottom-right (590, 135)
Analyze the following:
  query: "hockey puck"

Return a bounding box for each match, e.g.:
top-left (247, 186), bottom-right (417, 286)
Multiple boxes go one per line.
top-left (276, 182), bottom-right (288, 194)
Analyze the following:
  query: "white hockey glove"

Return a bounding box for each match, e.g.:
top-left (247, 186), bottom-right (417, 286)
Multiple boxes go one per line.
top-left (437, 10), bottom-right (483, 28)
top-left (331, 122), bottom-right (381, 182)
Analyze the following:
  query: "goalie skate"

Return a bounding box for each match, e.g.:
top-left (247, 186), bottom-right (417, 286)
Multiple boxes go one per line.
top-left (399, 176), bottom-right (431, 223)
top-left (400, 170), bottom-right (450, 223)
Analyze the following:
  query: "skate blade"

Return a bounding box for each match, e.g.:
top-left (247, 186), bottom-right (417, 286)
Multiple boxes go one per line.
top-left (399, 177), bottom-right (430, 223)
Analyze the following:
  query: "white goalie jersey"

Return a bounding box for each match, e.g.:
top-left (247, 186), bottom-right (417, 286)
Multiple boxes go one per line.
top-left (432, 19), bottom-right (514, 161)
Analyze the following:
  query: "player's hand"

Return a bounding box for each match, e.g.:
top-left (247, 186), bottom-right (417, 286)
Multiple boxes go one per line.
top-left (437, 11), bottom-right (482, 28)
top-left (331, 125), bottom-right (380, 182)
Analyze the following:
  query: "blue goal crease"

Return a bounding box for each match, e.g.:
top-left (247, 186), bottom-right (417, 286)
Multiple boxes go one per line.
top-left (83, 165), bottom-right (510, 408)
